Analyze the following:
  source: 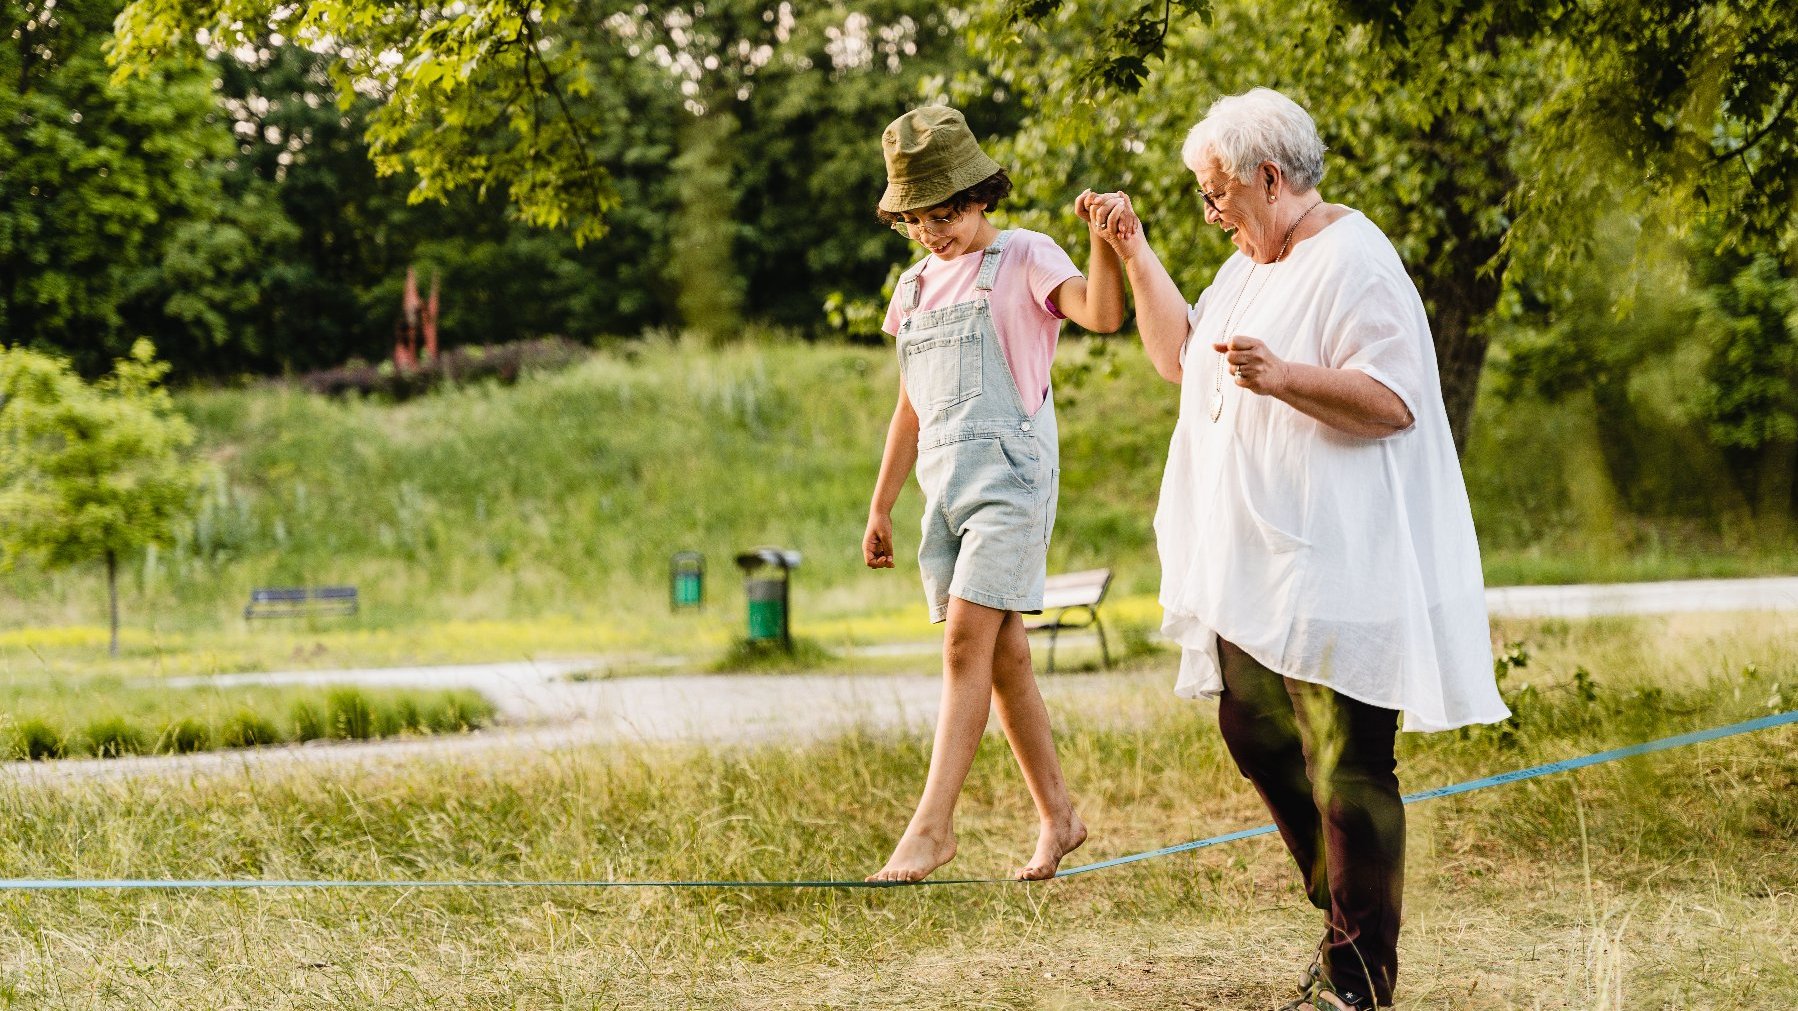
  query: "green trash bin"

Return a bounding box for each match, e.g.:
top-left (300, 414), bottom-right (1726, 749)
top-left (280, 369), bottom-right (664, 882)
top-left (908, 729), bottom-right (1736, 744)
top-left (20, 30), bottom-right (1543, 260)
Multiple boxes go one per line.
top-left (670, 551), bottom-right (705, 611)
top-left (734, 547), bottom-right (801, 650)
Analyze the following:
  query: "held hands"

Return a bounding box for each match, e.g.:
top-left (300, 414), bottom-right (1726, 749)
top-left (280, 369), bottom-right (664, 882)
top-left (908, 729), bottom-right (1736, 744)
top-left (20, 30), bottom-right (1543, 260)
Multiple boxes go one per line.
top-left (863, 513), bottom-right (896, 569)
top-left (1075, 189), bottom-right (1144, 261)
top-left (1215, 335), bottom-right (1290, 397)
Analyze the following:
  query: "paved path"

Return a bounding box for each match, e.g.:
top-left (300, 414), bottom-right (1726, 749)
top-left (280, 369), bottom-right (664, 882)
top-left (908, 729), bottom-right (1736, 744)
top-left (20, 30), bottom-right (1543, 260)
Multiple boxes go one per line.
top-left (4, 670), bottom-right (1126, 784)
top-left (10, 576), bottom-right (1798, 784)
top-left (1483, 575), bottom-right (1798, 618)
top-left (158, 575), bottom-right (1798, 722)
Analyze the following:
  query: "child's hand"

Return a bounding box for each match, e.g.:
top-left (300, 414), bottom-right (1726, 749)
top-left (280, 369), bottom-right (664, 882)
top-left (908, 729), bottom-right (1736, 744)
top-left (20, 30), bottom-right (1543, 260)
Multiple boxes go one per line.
top-left (1074, 189), bottom-right (1121, 229)
top-left (1088, 191), bottom-right (1144, 260)
top-left (863, 513), bottom-right (896, 569)
top-left (1075, 188), bottom-right (1100, 224)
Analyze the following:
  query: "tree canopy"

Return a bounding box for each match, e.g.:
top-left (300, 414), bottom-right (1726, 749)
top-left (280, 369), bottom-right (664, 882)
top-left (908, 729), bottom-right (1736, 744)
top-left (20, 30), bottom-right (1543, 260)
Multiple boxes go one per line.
top-left (1000, 0), bottom-right (1796, 257)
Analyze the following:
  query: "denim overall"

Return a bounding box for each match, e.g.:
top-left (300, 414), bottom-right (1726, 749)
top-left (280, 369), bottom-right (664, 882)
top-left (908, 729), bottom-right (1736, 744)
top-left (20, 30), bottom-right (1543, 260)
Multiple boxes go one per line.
top-left (896, 230), bottom-right (1060, 623)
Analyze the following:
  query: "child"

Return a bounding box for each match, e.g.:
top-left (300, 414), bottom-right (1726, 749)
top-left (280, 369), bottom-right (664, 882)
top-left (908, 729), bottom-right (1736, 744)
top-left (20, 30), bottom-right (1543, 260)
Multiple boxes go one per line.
top-left (862, 106), bottom-right (1128, 882)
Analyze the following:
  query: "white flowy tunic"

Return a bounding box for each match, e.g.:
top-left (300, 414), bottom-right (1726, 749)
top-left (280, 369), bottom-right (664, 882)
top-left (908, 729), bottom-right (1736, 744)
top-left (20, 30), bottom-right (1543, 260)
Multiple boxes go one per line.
top-left (1156, 209), bottom-right (1510, 732)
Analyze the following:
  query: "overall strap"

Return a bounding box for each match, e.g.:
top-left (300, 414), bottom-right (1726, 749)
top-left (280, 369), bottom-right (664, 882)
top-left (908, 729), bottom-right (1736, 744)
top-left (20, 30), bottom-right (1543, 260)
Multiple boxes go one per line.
top-left (974, 230), bottom-right (1014, 292)
top-left (897, 257), bottom-right (930, 313)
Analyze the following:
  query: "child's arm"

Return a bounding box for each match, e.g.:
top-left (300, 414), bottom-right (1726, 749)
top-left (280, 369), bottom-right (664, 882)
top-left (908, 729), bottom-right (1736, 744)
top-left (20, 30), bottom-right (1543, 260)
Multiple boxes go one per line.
top-left (1049, 189), bottom-right (1129, 335)
top-left (864, 379), bottom-right (921, 569)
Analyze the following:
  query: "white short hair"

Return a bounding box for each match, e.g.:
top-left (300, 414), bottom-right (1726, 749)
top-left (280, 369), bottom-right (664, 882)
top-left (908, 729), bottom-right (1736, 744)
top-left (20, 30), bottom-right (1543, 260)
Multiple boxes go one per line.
top-left (1181, 87), bottom-right (1327, 192)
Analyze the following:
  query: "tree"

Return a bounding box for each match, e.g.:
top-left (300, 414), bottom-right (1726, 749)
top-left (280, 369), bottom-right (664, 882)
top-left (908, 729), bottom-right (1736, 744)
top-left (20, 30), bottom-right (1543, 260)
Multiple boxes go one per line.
top-left (111, 1), bottom-right (995, 343)
top-left (0, 340), bottom-right (199, 656)
top-left (0, 0), bottom-right (298, 374)
top-left (112, 0), bottom-right (639, 245)
top-left (204, 40), bottom-right (683, 371)
top-left (985, 0), bottom-right (1798, 448)
top-left (1693, 249), bottom-right (1798, 531)
top-left (965, 0), bottom-right (1538, 447)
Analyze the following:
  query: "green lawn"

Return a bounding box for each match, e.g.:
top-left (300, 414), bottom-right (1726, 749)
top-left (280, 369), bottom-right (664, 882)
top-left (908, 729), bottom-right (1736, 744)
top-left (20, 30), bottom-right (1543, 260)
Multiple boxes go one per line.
top-left (6, 335), bottom-right (1798, 679)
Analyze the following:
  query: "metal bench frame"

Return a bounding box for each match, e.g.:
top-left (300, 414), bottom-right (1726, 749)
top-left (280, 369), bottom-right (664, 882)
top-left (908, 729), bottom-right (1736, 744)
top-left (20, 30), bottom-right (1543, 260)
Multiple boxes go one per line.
top-left (1024, 568), bottom-right (1113, 674)
top-left (243, 586), bottom-right (360, 621)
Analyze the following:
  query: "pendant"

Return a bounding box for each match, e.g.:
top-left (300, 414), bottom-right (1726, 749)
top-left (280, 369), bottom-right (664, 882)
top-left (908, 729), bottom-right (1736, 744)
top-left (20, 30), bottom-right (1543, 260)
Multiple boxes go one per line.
top-left (1209, 392), bottom-right (1224, 422)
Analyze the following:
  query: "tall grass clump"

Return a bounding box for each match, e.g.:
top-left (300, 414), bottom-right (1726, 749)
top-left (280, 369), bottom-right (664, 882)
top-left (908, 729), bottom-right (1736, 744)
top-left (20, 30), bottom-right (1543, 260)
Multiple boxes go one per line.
top-left (3, 685), bottom-right (494, 760)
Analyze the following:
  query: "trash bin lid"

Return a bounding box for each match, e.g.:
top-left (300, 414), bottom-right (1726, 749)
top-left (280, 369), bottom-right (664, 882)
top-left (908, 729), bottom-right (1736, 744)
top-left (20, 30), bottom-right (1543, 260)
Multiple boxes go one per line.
top-left (734, 546), bottom-right (802, 571)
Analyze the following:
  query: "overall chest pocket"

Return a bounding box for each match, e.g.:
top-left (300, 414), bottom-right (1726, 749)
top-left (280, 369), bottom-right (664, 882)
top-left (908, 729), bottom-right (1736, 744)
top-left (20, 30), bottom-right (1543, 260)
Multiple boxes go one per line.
top-left (903, 333), bottom-right (984, 412)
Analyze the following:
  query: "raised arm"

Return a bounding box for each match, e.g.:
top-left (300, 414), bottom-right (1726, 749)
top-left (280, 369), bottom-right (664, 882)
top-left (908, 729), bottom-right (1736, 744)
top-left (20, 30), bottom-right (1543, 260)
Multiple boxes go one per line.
top-left (1046, 189), bottom-right (1129, 334)
top-left (1088, 193), bottom-right (1190, 383)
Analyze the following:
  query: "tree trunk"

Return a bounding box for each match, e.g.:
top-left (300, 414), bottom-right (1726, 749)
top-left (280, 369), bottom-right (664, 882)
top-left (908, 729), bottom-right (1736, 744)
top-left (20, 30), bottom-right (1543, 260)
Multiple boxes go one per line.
top-left (671, 109), bottom-right (744, 345)
top-left (106, 548), bottom-right (120, 657)
top-left (1416, 115), bottom-right (1510, 456)
top-left (1755, 439), bottom-right (1796, 541)
top-left (1431, 288), bottom-right (1494, 457)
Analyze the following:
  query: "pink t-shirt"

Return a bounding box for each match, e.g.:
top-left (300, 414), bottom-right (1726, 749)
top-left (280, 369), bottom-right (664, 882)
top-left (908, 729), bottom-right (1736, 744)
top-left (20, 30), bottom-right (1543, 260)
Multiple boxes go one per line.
top-left (881, 229), bottom-right (1082, 416)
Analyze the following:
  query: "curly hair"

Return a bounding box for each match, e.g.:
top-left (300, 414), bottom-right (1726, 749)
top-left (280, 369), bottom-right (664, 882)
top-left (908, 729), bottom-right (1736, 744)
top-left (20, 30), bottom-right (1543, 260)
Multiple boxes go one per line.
top-left (875, 169), bottom-right (1013, 228)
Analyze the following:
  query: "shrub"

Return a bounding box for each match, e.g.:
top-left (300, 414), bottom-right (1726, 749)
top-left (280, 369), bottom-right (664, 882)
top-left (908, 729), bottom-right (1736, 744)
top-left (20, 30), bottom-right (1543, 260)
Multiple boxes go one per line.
top-left (712, 636), bottom-right (838, 673)
top-left (219, 710), bottom-right (283, 748)
top-left (159, 718), bottom-right (212, 754)
top-left (326, 687), bottom-right (376, 739)
top-left (289, 699), bottom-right (326, 741)
top-left (82, 717), bottom-right (145, 757)
top-left (378, 696), bottom-right (422, 736)
top-left (296, 338), bottom-right (590, 400)
top-left (430, 692), bottom-right (490, 732)
top-left (8, 719), bottom-right (65, 760)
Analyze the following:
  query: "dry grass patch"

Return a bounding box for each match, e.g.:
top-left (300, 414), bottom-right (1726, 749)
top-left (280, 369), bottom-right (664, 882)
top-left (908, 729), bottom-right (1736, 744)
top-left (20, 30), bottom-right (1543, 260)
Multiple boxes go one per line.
top-left (0, 614), bottom-right (1794, 1008)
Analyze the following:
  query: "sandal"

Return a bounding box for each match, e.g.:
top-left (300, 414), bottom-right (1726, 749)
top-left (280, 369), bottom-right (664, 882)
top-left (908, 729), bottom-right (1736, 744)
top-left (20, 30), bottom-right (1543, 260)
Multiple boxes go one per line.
top-left (1275, 982), bottom-right (1376, 1011)
top-left (1299, 928), bottom-right (1328, 991)
top-left (1313, 981), bottom-right (1377, 1010)
top-left (1275, 931), bottom-right (1377, 1011)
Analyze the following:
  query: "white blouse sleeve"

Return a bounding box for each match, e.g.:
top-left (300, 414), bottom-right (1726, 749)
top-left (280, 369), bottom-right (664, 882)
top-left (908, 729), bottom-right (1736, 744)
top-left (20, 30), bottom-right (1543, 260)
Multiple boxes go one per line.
top-left (1319, 274), bottom-right (1430, 423)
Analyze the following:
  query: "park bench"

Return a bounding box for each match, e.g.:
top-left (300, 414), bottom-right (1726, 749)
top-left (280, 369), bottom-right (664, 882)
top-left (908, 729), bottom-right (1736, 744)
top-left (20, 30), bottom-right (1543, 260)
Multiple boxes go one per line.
top-left (1025, 568), bottom-right (1113, 674)
top-left (243, 585), bottom-right (360, 621)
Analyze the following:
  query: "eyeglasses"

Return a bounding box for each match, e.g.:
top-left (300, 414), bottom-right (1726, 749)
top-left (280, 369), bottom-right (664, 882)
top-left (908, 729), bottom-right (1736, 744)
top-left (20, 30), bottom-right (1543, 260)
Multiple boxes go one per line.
top-left (889, 208), bottom-right (963, 236)
top-left (1196, 184), bottom-right (1224, 215)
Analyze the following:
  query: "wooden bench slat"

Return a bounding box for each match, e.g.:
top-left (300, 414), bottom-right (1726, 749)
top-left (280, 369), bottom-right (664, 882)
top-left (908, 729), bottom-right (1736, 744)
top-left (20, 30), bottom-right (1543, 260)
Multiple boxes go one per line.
top-left (1025, 568), bottom-right (1113, 672)
top-left (245, 585), bottom-right (359, 620)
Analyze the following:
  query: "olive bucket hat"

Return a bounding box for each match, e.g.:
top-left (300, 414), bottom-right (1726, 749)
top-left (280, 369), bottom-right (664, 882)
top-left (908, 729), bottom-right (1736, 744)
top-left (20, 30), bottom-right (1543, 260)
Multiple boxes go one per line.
top-left (878, 106), bottom-right (1003, 213)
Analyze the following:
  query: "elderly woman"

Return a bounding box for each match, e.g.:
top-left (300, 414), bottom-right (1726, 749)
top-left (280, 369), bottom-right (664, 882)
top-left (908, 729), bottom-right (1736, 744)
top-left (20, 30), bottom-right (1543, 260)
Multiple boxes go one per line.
top-left (1088, 88), bottom-right (1510, 1010)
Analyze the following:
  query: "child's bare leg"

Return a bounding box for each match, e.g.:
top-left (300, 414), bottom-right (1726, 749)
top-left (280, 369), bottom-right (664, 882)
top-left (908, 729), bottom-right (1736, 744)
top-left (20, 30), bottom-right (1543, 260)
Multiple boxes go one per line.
top-left (868, 596), bottom-right (1007, 882)
top-left (990, 610), bottom-right (1086, 879)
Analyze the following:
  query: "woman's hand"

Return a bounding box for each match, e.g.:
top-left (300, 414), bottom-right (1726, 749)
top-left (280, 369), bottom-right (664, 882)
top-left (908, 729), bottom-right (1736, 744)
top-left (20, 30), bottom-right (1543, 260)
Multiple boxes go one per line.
top-left (863, 512), bottom-right (896, 569)
top-left (1081, 191), bottom-right (1144, 261)
top-left (1215, 335), bottom-right (1291, 397)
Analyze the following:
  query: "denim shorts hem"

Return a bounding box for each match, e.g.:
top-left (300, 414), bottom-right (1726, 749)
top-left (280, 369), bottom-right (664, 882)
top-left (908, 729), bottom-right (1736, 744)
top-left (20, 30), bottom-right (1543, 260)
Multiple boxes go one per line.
top-left (945, 584), bottom-right (1044, 615)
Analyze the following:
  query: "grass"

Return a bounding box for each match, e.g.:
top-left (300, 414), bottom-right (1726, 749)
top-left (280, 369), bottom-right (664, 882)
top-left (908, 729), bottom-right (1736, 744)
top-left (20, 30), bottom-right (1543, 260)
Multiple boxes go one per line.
top-left (5, 332), bottom-right (1798, 751)
top-left (0, 676), bottom-right (493, 760)
top-left (0, 613), bottom-right (1794, 1006)
top-left (7, 334), bottom-right (1798, 680)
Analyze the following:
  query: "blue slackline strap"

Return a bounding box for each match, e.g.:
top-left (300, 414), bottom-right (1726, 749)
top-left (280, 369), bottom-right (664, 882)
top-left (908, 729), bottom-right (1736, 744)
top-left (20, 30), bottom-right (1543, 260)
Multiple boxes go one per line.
top-left (1058, 706), bottom-right (1798, 877)
top-left (4, 708), bottom-right (1795, 893)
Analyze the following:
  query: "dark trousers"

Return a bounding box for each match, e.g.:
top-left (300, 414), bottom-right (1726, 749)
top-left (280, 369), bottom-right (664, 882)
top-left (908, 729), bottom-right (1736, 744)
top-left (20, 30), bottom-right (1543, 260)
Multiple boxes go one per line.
top-left (1216, 638), bottom-right (1404, 1006)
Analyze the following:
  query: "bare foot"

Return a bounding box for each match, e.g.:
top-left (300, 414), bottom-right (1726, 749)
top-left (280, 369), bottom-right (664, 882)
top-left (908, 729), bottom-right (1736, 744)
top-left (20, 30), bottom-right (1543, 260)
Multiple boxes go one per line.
top-left (1016, 812), bottom-right (1087, 880)
top-left (866, 828), bottom-right (957, 883)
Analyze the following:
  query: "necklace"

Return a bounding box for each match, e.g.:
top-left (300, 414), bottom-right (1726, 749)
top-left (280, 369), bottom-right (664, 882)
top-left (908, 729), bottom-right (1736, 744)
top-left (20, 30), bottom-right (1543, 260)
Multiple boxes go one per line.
top-left (1208, 200), bottom-right (1324, 423)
